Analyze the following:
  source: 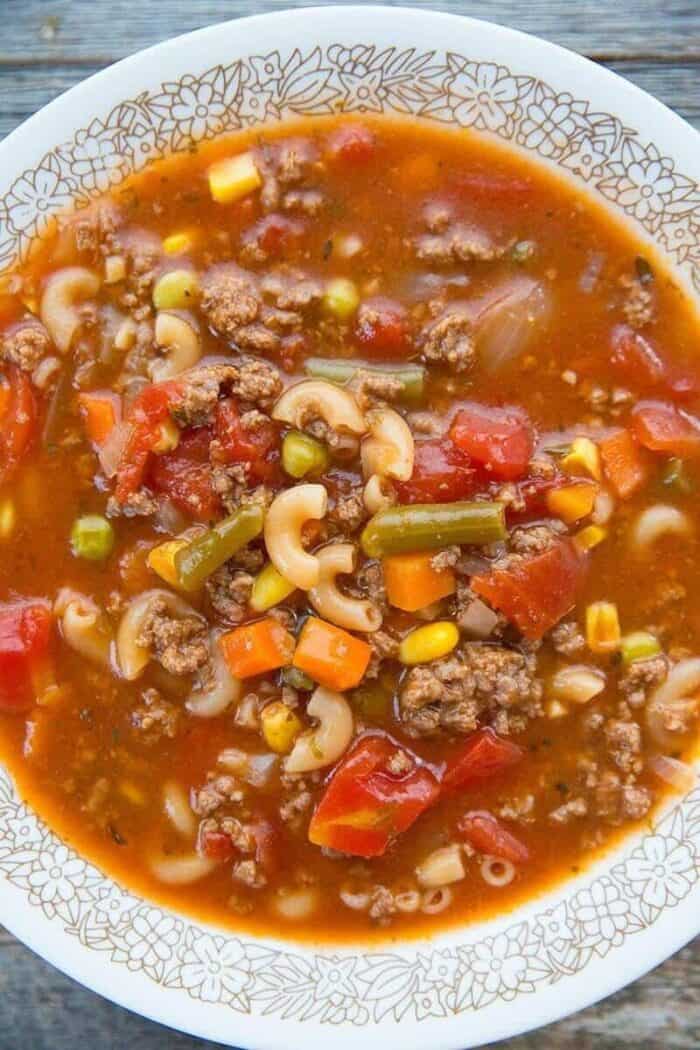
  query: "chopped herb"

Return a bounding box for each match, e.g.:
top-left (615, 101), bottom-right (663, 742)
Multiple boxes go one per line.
top-left (635, 256), bottom-right (654, 284)
top-left (322, 238), bottom-right (333, 260)
top-left (108, 824), bottom-right (126, 846)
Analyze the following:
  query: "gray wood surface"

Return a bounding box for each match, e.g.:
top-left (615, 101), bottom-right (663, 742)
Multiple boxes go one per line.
top-left (1, 1), bottom-right (699, 1047)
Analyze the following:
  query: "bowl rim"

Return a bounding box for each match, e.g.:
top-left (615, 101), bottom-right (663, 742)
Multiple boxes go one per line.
top-left (1, 7), bottom-right (699, 1048)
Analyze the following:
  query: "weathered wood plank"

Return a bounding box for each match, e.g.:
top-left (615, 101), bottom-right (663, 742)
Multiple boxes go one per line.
top-left (0, 59), bottom-right (699, 143)
top-left (2, 0), bottom-right (700, 62)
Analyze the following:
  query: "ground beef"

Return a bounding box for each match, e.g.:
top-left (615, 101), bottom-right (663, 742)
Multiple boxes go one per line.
top-left (136, 597), bottom-right (209, 676)
top-left (1, 320), bottom-right (52, 371)
top-left (550, 620), bottom-right (586, 656)
top-left (430, 547), bottom-right (460, 572)
top-left (619, 273), bottom-right (655, 328)
top-left (68, 200), bottom-right (121, 261)
top-left (386, 749), bottom-right (415, 776)
top-left (234, 359), bottom-right (282, 407)
top-left (206, 565), bottom-right (254, 623)
top-left (406, 411), bottom-right (442, 436)
top-left (191, 775), bottom-right (244, 817)
top-left (282, 188), bottom-right (325, 215)
top-left (368, 885), bottom-right (397, 924)
top-left (510, 521), bottom-right (565, 557)
top-left (256, 137), bottom-right (319, 211)
top-left (363, 628), bottom-right (400, 680)
top-left (593, 770), bottom-right (652, 825)
top-left (233, 859), bottom-right (267, 889)
top-left (261, 268), bottom-right (323, 313)
top-left (171, 360), bottom-right (281, 429)
top-left (604, 719), bottom-right (643, 774)
top-left (201, 265), bottom-right (261, 341)
top-left (106, 489), bottom-right (159, 518)
top-left (130, 688), bottom-right (180, 741)
top-left (618, 654), bottom-right (668, 708)
top-left (419, 306), bottom-right (476, 372)
top-left (400, 644), bottom-right (542, 737)
top-left (414, 223), bottom-right (505, 265)
top-left (279, 779), bottom-right (313, 829)
top-left (353, 370), bottom-right (403, 410)
top-left (327, 488), bottom-right (367, 533)
top-left (498, 794), bottom-right (535, 824)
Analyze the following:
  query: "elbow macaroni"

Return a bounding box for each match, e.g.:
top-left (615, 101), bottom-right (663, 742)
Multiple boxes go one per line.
top-left (40, 266), bottom-right (100, 353)
top-left (361, 406), bottom-right (414, 482)
top-left (363, 473), bottom-right (395, 515)
top-left (309, 543), bottom-right (382, 632)
top-left (54, 588), bottom-right (112, 667)
top-left (150, 311), bottom-right (202, 381)
top-left (272, 380), bottom-right (367, 436)
top-left (115, 588), bottom-right (203, 680)
top-left (632, 504), bottom-right (693, 549)
top-left (186, 630), bottom-right (242, 717)
top-left (284, 686), bottom-right (354, 773)
top-left (264, 484), bottom-right (328, 590)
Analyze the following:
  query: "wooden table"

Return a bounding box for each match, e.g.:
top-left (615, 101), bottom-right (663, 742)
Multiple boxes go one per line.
top-left (1, 2), bottom-right (699, 1047)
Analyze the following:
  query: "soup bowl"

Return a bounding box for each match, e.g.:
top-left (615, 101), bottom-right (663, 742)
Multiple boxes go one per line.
top-left (0, 7), bottom-right (699, 1047)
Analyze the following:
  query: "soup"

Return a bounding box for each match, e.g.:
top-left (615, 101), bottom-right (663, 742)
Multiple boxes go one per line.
top-left (0, 115), bottom-right (698, 942)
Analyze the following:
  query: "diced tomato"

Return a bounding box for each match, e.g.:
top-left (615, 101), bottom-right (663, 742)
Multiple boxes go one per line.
top-left (199, 827), bottom-right (236, 862)
top-left (503, 473), bottom-right (567, 524)
top-left (309, 734), bottom-right (440, 858)
top-left (115, 380), bottom-right (183, 501)
top-left (458, 810), bottom-right (530, 864)
top-left (631, 400), bottom-right (700, 458)
top-left (472, 539), bottom-right (586, 640)
top-left (326, 124), bottom-right (377, 165)
top-left (449, 403), bottom-right (534, 481)
top-left (148, 428), bottom-right (220, 521)
top-left (442, 728), bottom-right (524, 793)
top-left (250, 817), bottom-right (278, 873)
top-left (354, 296), bottom-right (410, 358)
top-left (0, 366), bottom-right (38, 485)
top-left (395, 437), bottom-right (476, 503)
top-left (610, 324), bottom-right (700, 399)
top-left (599, 428), bottom-right (650, 498)
top-left (213, 398), bottom-right (280, 483)
top-left (241, 214), bottom-right (305, 259)
top-left (0, 600), bottom-right (53, 713)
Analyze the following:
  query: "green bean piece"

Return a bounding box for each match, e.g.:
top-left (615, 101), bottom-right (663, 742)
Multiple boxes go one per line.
top-left (281, 666), bottom-right (315, 691)
top-left (662, 457), bottom-right (695, 495)
top-left (304, 357), bottom-right (425, 403)
top-left (70, 514), bottom-right (115, 561)
top-left (361, 501), bottom-right (506, 557)
top-left (175, 505), bottom-right (264, 590)
top-left (620, 630), bottom-right (661, 666)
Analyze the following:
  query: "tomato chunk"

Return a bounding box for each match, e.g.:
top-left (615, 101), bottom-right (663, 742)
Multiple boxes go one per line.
top-left (442, 728), bottom-right (524, 793)
top-left (309, 734), bottom-right (440, 858)
top-left (148, 428), bottom-right (220, 521)
top-left (458, 810), bottom-right (530, 864)
top-left (472, 539), bottom-right (586, 640)
top-left (450, 403), bottom-right (534, 481)
top-left (0, 366), bottom-right (38, 485)
top-left (395, 437), bottom-right (476, 503)
top-left (610, 324), bottom-right (700, 399)
top-left (241, 214), bottom-right (305, 260)
top-left (599, 428), bottom-right (650, 498)
top-left (213, 398), bottom-right (280, 483)
top-left (326, 124), bottom-right (377, 165)
top-left (354, 296), bottom-right (410, 358)
top-left (0, 600), bottom-right (53, 713)
top-left (631, 400), bottom-right (700, 458)
top-left (115, 380), bottom-right (183, 501)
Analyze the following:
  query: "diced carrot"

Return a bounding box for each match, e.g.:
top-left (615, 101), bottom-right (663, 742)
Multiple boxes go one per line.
top-left (383, 551), bottom-right (456, 612)
top-left (79, 391), bottom-right (121, 446)
top-left (599, 428), bottom-right (649, 499)
top-left (219, 618), bottom-right (295, 679)
top-left (293, 616), bottom-right (371, 691)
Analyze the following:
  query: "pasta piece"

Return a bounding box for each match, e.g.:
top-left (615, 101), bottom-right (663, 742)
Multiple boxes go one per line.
top-left (361, 406), bottom-right (414, 482)
top-left (416, 843), bottom-right (466, 888)
top-left (264, 484), bottom-right (327, 589)
top-left (163, 781), bottom-right (197, 839)
top-left (54, 587), bottom-right (112, 667)
top-left (481, 856), bottom-right (516, 887)
top-left (284, 686), bottom-right (354, 773)
top-left (362, 473), bottom-right (394, 515)
top-left (40, 266), bottom-right (100, 352)
top-left (186, 629), bottom-right (242, 717)
top-left (150, 853), bottom-right (218, 885)
top-left (308, 543), bottom-right (382, 632)
top-left (150, 311), bottom-right (202, 381)
top-left (646, 657), bottom-right (700, 748)
top-left (632, 503), bottom-right (693, 549)
top-left (115, 588), bottom-right (203, 680)
top-left (420, 886), bottom-right (453, 914)
top-left (272, 886), bottom-right (320, 920)
top-left (271, 379), bottom-right (366, 436)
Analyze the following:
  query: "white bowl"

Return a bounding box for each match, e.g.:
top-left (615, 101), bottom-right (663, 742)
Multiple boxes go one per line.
top-left (1, 7), bottom-right (699, 1047)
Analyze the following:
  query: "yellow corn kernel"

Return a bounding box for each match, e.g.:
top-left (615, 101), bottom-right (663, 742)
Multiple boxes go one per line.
top-left (323, 277), bottom-right (360, 320)
top-left (104, 254), bottom-right (126, 284)
top-left (586, 601), bottom-right (621, 654)
top-left (574, 524), bottom-right (607, 552)
top-left (147, 538), bottom-right (190, 590)
top-left (208, 152), bottom-right (262, 204)
top-left (152, 269), bottom-right (199, 310)
top-left (0, 498), bottom-right (16, 539)
top-left (561, 437), bottom-right (601, 480)
top-left (151, 419), bottom-right (180, 454)
top-left (261, 701), bottom-right (303, 754)
top-left (399, 621), bottom-right (459, 666)
top-left (119, 781), bottom-right (146, 806)
top-left (250, 562), bottom-right (296, 612)
top-left (163, 231), bottom-right (195, 255)
top-left (546, 481), bottom-right (598, 524)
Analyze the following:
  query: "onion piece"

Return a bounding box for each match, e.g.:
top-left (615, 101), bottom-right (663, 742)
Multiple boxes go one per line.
top-left (98, 420), bottom-right (130, 478)
top-left (648, 754), bottom-right (698, 794)
top-left (472, 275), bottom-right (552, 372)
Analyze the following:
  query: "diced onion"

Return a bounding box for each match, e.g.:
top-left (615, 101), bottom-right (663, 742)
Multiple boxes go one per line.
top-left (97, 420), bottom-right (130, 478)
top-left (474, 276), bottom-right (552, 372)
top-left (648, 754), bottom-right (697, 794)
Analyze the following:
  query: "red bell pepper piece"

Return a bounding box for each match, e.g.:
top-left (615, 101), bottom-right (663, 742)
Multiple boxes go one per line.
top-left (0, 600), bottom-right (53, 713)
top-left (449, 403), bottom-right (534, 481)
top-left (309, 734), bottom-right (440, 858)
top-left (458, 810), bottom-right (530, 864)
top-left (442, 728), bottom-right (524, 793)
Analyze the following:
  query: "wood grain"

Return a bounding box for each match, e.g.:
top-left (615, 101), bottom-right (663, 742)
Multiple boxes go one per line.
top-left (0, 1), bottom-right (699, 1047)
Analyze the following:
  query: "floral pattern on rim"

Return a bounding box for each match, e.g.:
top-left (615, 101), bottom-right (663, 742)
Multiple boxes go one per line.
top-left (0, 39), bottom-right (699, 1026)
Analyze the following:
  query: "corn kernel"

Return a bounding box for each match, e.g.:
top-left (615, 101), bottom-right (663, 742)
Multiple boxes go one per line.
top-left (586, 601), bottom-right (621, 654)
top-left (399, 621), bottom-right (459, 666)
top-left (151, 418), bottom-right (180, 454)
top-left (147, 538), bottom-right (191, 590)
top-left (104, 254), bottom-right (126, 284)
top-left (163, 231), bottom-right (195, 255)
top-left (152, 269), bottom-right (199, 310)
top-left (208, 152), bottom-right (262, 204)
top-left (323, 277), bottom-right (360, 320)
top-left (546, 481), bottom-right (598, 524)
top-left (620, 630), bottom-right (661, 665)
top-left (561, 437), bottom-right (601, 480)
top-left (0, 498), bottom-right (16, 539)
top-left (250, 562), bottom-right (296, 612)
top-left (546, 699), bottom-right (569, 719)
top-left (574, 524), bottom-right (607, 552)
top-left (119, 781), bottom-right (146, 805)
top-left (261, 701), bottom-right (303, 754)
